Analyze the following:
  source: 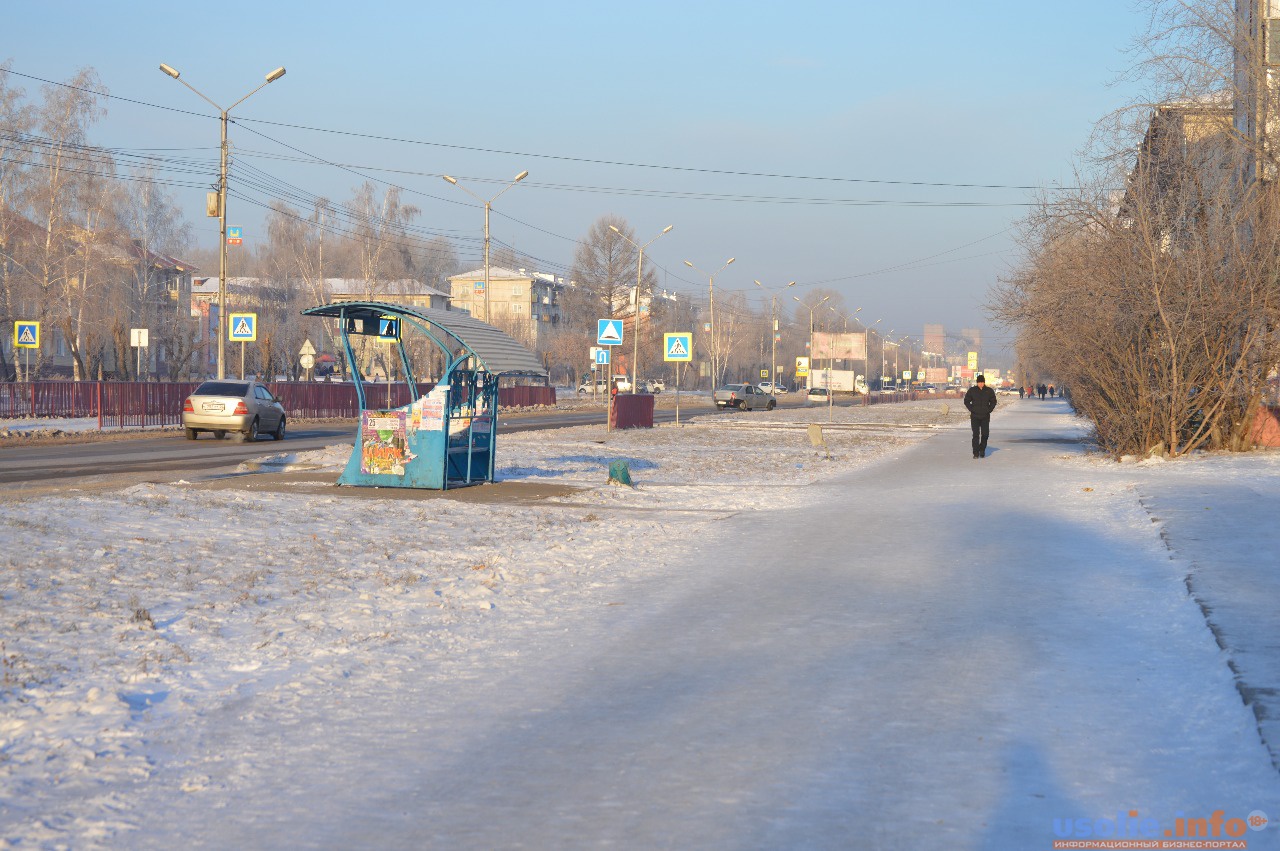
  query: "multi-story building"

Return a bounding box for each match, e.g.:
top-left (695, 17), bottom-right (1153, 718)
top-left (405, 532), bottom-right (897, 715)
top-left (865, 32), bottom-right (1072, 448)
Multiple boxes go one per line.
top-left (447, 267), bottom-right (565, 347)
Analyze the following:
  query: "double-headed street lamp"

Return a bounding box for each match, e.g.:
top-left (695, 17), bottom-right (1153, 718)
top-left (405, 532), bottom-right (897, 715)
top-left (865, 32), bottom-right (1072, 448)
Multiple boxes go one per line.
top-left (160, 63), bottom-right (286, 379)
top-left (441, 170), bottom-right (529, 323)
top-left (683, 257), bottom-right (734, 388)
top-left (610, 224), bottom-right (672, 388)
top-left (830, 305), bottom-right (864, 390)
top-left (754, 279), bottom-right (795, 392)
top-left (792, 294), bottom-right (830, 390)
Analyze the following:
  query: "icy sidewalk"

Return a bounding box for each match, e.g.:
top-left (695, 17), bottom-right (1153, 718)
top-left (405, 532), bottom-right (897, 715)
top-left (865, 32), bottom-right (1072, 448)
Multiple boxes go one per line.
top-left (3, 400), bottom-right (1278, 849)
top-left (1133, 450), bottom-right (1280, 771)
top-left (201, 400), bottom-right (1278, 849)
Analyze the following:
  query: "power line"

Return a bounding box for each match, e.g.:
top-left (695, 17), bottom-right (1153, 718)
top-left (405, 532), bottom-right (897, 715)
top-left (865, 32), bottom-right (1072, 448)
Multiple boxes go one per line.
top-left (0, 65), bottom-right (1076, 193)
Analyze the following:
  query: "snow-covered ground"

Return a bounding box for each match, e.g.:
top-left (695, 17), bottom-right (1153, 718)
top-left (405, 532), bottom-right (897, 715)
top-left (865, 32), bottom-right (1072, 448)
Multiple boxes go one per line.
top-left (0, 417), bottom-right (124, 435)
top-left (1, 399), bottom-right (1278, 849)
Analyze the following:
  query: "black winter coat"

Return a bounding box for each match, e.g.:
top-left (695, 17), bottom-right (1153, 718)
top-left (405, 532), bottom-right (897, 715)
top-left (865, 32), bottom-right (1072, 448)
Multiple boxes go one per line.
top-left (964, 385), bottom-right (998, 419)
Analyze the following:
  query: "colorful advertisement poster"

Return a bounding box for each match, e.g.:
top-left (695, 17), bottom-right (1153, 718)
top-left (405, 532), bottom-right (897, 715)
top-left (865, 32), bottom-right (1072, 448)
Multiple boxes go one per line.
top-left (360, 410), bottom-right (409, 476)
top-left (424, 383), bottom-right (447, 431)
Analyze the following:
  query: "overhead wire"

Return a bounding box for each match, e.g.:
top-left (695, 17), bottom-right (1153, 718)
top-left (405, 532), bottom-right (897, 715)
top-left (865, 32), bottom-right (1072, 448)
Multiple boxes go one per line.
top-left (2, 63), bottom-right (1039, 326)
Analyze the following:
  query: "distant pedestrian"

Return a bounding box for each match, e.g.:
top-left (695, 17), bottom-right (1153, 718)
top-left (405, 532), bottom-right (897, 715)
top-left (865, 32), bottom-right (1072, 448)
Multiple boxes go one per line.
top-left (1038, 383), bottom-right (1047, 400)
top-left (1017, 386), bottom-right (1025, 399)
top-left (1049, 384), bottom-right (1055, 398)
top-left (963, 374), bottom-right (998, 459)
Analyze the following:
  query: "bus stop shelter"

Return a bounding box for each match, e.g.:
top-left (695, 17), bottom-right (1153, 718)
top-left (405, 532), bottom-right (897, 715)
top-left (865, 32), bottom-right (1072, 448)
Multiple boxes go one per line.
top-left (301, 300), bottom-right (547, 490)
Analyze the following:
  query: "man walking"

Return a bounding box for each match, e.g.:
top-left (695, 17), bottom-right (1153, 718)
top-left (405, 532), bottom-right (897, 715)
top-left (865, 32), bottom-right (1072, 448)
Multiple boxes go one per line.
top-left (964, 374), bottom-right (998, 459)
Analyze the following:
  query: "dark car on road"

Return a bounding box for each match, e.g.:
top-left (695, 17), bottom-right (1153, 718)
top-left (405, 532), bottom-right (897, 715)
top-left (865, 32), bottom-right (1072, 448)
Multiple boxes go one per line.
top-left (182, 380), bottom-right (286, 442)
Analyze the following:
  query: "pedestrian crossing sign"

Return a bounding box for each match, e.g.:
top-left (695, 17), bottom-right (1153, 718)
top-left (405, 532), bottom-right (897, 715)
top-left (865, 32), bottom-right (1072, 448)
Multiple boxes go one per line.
top-left (597, 319), bottom-right (624, 346)
top-left (14, 321), bottom-right (39, 349)
top-left (377, 316), bottom-right (400, 342)
top-left (229, 313), bottom-right (257, 342)
top-left (663, 332), bottom-right (692, 362)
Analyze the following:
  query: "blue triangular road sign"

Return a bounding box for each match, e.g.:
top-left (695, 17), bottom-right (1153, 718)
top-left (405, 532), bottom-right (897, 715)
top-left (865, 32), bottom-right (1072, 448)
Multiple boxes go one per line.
top-left (597, 319), bottom-right (623, 345)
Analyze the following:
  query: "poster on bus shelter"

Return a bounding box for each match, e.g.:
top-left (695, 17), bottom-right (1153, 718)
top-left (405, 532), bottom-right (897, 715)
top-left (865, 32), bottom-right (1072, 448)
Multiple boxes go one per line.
top-left (360, 410), bottom-right (409, 476)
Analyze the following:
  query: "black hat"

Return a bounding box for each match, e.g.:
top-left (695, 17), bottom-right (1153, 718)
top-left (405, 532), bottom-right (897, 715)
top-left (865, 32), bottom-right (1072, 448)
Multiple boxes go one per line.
top-left (975, 374), bottom-right (985, 383)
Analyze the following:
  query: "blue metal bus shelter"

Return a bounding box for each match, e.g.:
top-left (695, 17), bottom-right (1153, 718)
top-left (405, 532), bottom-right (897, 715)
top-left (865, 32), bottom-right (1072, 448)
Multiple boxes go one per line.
top-left (301, 300), bottom-right (547, 490)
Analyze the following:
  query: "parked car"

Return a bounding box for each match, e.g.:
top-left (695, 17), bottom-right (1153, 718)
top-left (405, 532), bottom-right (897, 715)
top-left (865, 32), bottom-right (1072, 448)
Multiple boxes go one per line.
top-left (634, 378), bottom-right (663, 394)
top-left (647, 378), bottom-right (666, 392)
top-left (714, 383), bottom-right (776, 411)
top-left (807, 387), bottom-right (830, 404)
top-left (182, 379), bottom-right (286, 442)
top-left (577, 375), bottom-right (631, 394)
top-left (758, 381), bottom-right (788, 394)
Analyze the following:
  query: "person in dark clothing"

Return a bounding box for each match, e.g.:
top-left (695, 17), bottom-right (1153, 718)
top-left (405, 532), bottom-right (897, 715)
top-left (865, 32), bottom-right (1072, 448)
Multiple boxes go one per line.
top-left (963, 374), bottom-right (998, 458)
top-left (1038, 383), bottom-right (1047, 400)
top-left (1017, 386), bottom-right (1025, 399)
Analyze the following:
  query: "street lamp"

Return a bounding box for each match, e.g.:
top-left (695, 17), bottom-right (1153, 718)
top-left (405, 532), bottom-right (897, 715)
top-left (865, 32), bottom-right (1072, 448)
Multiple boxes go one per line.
top-left (610, 224), bottom-right (672, 390)
top-left (441, 169), bottom-right (529, 323)
top-left (754, 279), bottom-right (795, 392)
top-left (160, 62), bottom-right (286, 379)
top-left (792, 294), bottom-right (830, 391)
top-left (844, 307), bottom-right (867, 391)
top-left (684, 257), bottom-right (735, 388)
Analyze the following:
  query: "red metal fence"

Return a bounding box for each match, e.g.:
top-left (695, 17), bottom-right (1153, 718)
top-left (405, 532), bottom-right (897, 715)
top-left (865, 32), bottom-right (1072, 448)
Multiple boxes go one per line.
top-left (0, 381), bottom-right (556, 429)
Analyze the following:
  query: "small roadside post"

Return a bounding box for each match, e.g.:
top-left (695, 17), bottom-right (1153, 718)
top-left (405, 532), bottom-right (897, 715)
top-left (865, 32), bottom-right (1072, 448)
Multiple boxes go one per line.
top-left (664, 331), bottom-right (693, 425)
top-left (598, 319), bottom-right (624, 434)
top-left (229, 313), bottom-right (257, 379)
top-left (378, 316), bottom-right (400, 408)
top-left (592, 346), bottom-right (609, 403)
top-left (299, 338), bottom-right (317, 381)
top-left (130, 328), bottom-right (149, 380)
top-left (14, 321), bottom-right (40, 382)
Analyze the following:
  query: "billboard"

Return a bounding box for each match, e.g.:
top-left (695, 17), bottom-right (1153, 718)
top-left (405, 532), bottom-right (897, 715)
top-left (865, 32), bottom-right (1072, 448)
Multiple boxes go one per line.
top-left (810, 331), bottom-right (867, 360)
top-left (809, 369), bottom-right (858, 392)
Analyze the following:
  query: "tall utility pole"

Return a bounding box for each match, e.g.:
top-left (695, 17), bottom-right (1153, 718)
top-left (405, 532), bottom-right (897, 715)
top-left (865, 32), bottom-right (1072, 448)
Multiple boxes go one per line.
top-left (159, 63), bottom-right (285, 379)
top-left (611, 224), bottom-right (672, 388)
top-left (755, 279), bottom-right (795, 391)
top-left (793, 294), bottom-right (830, 391)
top-left (442, 170), bottom-right (529, 322)
top-left (684, 257), bottom-right (735, 388)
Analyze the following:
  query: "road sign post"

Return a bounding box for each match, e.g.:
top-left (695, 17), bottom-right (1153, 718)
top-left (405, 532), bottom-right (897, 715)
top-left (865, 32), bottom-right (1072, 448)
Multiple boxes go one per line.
top-left (229, 313), bottom-right (258, 379)
top-left (663, 332), bottom-right (693, 425)
top-left (598, 320), bottom-right (624, 434)
top-left (130, 328), bottom-right (149, 380)
top-left (299, 339), bottom-right (316, 380)
top-left (14, 321), bottom-right (39, 382)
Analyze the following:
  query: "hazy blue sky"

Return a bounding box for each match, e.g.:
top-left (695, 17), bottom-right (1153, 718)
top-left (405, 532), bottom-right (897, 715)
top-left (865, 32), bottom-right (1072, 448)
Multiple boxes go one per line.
top-left (4, 1), bottom-right (1154, 357)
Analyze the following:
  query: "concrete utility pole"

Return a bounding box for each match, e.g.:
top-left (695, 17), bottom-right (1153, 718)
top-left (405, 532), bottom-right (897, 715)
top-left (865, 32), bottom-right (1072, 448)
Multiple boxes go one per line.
top-left (684, 257), bottom-right (735, 388)
top-left (442, 170), bottom-right (529, 322)
top-left (755, 279), bottom-right (795, 392)
top-left (793, 294), bottom-right (830, 391)
top-left (611, 224), bottom-right (672, 389)
top-left (160, 63), bottom-right (285, 379)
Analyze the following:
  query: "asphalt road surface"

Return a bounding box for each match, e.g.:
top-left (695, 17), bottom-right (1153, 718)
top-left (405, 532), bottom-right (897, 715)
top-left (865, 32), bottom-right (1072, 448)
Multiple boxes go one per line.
top-left (0, 395), bottom-right (813, 494)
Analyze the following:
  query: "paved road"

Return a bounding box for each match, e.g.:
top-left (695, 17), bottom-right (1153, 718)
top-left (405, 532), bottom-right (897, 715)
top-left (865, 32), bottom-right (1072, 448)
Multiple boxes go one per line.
top-left (0, 396), bottom-right (812, 488)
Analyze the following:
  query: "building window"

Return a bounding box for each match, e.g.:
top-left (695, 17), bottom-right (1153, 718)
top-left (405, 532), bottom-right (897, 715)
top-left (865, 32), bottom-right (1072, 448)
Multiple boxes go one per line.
top-left (510, 303), bottom-right (523, 314)
top-left (511, 285), bottom-right (523, 296)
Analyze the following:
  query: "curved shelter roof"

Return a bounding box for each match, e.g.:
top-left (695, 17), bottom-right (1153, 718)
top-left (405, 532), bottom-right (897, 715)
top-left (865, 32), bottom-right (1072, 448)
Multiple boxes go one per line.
top-left (303, 300), bottom-right (547, 377)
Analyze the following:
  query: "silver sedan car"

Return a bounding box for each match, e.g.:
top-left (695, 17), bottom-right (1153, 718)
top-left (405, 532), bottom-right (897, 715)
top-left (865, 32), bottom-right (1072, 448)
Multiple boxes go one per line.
top-left (182, 380), bottom-right (286, 441)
